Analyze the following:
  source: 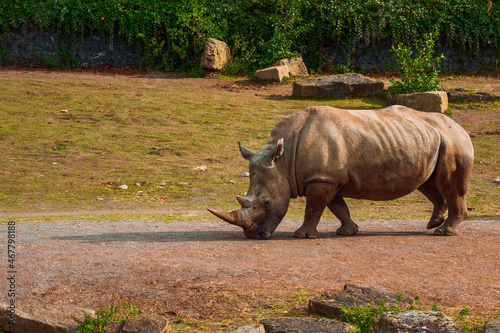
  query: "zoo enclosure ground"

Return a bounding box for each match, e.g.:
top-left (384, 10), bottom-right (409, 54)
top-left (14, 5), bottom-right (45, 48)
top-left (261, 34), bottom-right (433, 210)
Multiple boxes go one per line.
top-left (0, 70), bottom-right (499, 331)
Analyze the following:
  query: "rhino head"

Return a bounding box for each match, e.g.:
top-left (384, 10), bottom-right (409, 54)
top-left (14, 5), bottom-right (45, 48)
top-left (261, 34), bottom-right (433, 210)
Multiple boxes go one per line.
top-left (208, 138), bottom-right (290, 239)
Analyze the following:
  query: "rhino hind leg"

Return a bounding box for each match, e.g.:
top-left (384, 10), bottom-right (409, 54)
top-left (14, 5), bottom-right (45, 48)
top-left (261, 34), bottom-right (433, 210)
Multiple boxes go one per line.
top-left (417, 180), bottom-right (448, 229)
top-left (294, 182), bottom-right (337, 239)
top-left (328, 196), bottom-right (359, 236)
top-left (431, 151), bottom-right (473, 236)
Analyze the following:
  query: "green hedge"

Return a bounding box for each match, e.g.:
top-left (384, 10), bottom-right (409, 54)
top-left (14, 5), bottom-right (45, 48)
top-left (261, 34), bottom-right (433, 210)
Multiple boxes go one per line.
top-left (0, 0), bottom-right (498, 73)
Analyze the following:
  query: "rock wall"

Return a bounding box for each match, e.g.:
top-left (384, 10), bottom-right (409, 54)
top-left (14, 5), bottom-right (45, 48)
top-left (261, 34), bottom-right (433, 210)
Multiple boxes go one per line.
top-left (0, 30), bottom-right (141, 67)
top-left (1, 29), bottom-right (497, 72)
top-left (321, 42), bottom-right (498, 73)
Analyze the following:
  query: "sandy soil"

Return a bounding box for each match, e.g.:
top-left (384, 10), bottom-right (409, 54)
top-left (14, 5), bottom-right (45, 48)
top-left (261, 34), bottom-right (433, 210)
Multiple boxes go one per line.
top-left (5, 217), bottom-right (500, 330)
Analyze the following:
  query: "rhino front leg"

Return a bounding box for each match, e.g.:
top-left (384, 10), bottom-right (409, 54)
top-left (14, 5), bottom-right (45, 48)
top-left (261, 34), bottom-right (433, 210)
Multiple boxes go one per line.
top-left (328, 196), bottom-right (359, 236)
top-left (294, 182), bottom-right (336, 239)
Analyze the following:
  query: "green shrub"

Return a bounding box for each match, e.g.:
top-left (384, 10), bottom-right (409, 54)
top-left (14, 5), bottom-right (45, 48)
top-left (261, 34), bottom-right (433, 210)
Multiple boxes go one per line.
top-left (75, 301), bottom-right (139, 333)
top-left (389, 31), bottom-right (445, 94)
top-left (0, 0), bottom-right (498, 73)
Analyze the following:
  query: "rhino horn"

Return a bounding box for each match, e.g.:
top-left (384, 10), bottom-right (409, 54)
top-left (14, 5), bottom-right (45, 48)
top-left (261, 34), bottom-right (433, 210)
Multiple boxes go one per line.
top-left (236, 195), bottom-right (253, 208)
top-left (207, 208), bottom-right (248, 228)
top-left (239, 142), bottom-right (256, 160)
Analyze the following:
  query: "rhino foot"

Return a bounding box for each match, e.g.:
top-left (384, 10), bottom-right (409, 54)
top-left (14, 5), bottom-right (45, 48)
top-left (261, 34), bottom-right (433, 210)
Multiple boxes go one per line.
top-left (336, 223), bottom-right (359, 236)
top-left (294, 227), bottom-right (319, 239)
top-left (427, 216), bottom-right (446, 229)
top-left (433, 226), bottom-right (459, 236)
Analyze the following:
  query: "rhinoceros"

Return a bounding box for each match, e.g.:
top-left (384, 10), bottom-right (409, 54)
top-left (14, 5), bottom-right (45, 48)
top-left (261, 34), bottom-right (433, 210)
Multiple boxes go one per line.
top-left (208, 105), bottom-right (474, 240)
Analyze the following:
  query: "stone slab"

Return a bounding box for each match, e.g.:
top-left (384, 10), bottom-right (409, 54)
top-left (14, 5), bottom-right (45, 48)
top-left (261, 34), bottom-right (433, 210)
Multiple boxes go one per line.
top-left (254, 65), bottom-right (289, 82)
top-left (376, 310), bottom-right (461, 333)
top-left (0, 303), bottom-right (94, 333)
top-left (293, 73), bottom-right (384, 98)
top-left (386, 91), bottom-right (448, 113)
top-left (260, 317), bottom-right (351, 333)
top-left (273, 57), bottom-right (308, 77)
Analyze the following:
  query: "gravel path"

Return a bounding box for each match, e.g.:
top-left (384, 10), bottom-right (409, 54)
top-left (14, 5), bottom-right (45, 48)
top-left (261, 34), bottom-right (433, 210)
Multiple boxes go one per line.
top-left (2, 217), bottom-right (499, 326)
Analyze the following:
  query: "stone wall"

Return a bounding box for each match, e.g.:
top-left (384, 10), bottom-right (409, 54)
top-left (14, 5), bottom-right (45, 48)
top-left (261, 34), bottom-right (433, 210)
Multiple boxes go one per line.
top-left (0, 30), bottom-right (141, 67)
top-left (1, 29), bottom-right (497, 72)
top-left (322, 42), bottom-right (498, 73)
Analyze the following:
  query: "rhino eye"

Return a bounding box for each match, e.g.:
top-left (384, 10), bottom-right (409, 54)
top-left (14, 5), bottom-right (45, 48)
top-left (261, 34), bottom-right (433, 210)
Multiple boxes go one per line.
top-left (262, 198), bottom-right (271, 206)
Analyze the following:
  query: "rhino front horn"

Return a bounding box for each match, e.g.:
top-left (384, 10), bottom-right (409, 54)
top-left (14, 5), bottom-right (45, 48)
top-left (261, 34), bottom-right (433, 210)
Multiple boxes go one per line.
top-left (207, 208), bottom-right (248, 228)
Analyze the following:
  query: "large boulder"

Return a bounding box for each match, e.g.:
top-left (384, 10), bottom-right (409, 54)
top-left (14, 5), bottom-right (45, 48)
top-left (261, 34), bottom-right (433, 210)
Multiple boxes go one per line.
top-left (273, 57), bottom-right (308, 77)
top-left (386, 91), bottom-right (448, 113)
top-left (254, 65), bottom-right (289, 83)
top-left (292, 74), bottom-right (384, 98)
top-left (0, 303), bottom-right (94, 333)
top-left (309, 284), bottom-right (414, 317)
top-left (260, 317), bottom-right (352, 333)
top-left (376, 310), bottom-right (462, 333)
top-left (200, 38), bottom-right (231, 71)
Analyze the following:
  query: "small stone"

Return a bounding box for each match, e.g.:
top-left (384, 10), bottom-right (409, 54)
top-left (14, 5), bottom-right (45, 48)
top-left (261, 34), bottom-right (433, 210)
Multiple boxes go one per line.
top-left (158, 182), bottom-right (166, 187)
top-left (228, 180), bottom-right (235, 185)
top-left (97, 197), bottom-right (104, 201)
top-left (52, 162), bottom-right (58, 165)
top-left (137, 191), bottom-right (143, 194)
top-left (241, 172), bottom-right (250, 177)
top-left (177, 182), bottom-right (189, 186)
top-left (494, 177), bottom-right (500, 184)
top-left (233, 324), bottom-right (265, 333)
top-left (118, 184), bottom-right (128, 190)
top-left (193, 165), bottom-right (208, 171)
top-left (135, 183), bottom-right (141, 186)
top-left (61, 110), bottom-right (68, 113)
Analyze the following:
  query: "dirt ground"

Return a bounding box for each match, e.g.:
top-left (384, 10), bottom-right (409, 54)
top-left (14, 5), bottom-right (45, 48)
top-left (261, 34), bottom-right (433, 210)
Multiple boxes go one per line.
top-left (7, 217), bottom-right (500, 331)
top-left (1, 71), bottom-right (500, 331)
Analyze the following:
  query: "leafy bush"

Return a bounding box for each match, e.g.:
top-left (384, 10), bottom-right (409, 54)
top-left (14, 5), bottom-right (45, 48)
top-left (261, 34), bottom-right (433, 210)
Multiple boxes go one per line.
top-left (389, 31), bottom-right (445, 94)
top-left (76, 301), bottom-right (139, 333)
top-left (0, 0), bottom-right (498, 73)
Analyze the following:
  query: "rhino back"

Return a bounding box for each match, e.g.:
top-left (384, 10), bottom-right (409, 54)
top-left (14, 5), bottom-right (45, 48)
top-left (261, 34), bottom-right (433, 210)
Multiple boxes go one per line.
top-left (290, 106), bottom-right (456, 200)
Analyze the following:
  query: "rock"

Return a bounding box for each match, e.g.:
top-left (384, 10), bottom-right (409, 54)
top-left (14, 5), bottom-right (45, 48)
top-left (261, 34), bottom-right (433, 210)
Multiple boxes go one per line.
top-left (493, 177), bottom-right (500, 184)
top-left (254, 65), bottom-right (289, 83)
top-left (177, 182), bottom-right (189, 186)
top-left (233, 324), bottom-right (265, 333)
top-left (273, 57), bottom-right (308, 76)
top-left (386, 91), bottom-right (448, 113)
top-left (260, 317), bottom-right (352, 333)
top-left (118, 184), bottom-right (128, 190)
top-left (485, 318), bottom-right (500, 333)
top-left (200, 38), bottom-right (231, 71)
top-left (0, 303), bottom-right (94, 333)
top-left (309, 284), bottom-right (414, 317)
top-left (448, 88), bottom-right (500, 102)
top-left (375, 310), bottom-right (461, 333)
top-left (292, 74), bottom-right (384, 98)
top-left (105, 314), bottom-right (169, 333)
top-left (241, 172), bottom-right (250, 177)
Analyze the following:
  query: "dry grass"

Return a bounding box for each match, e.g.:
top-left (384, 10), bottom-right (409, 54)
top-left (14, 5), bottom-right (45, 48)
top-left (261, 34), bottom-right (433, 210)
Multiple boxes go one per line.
top-left (0, 70), bottom-right (499, 221)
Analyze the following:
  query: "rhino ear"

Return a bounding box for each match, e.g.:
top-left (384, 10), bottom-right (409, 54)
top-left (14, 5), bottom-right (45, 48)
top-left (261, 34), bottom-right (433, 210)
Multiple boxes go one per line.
top-left (239, 142), bottom-right (255, 160)
top-left (262, 138), bottom-right (284, 167)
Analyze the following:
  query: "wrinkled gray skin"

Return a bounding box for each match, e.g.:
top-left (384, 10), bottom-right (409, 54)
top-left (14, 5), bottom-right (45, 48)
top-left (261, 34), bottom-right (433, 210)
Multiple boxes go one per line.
top-left (208, 106), bottom-right (474, 240)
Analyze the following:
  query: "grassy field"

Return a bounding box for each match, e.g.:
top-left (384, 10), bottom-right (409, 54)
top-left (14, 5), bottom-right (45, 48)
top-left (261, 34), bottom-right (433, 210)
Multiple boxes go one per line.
top-left (0, 70), bottom-right (499, 221)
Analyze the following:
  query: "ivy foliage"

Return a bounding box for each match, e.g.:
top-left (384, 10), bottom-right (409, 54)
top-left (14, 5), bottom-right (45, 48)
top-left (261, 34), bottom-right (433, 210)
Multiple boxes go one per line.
top-left (0, 0), bottom-right (498, 73)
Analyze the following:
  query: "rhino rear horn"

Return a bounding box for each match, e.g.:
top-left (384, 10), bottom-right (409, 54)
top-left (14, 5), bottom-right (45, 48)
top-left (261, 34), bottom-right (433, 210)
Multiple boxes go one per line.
top-left (207, 208), bottom-right (248, 228)
top-left (239, 142), bottom-right (255, 160)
